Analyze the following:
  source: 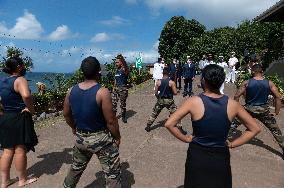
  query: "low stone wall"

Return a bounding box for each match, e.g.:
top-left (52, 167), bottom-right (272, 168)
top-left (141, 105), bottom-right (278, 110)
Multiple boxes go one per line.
top-left (33, 111), bottom-right (63, 121)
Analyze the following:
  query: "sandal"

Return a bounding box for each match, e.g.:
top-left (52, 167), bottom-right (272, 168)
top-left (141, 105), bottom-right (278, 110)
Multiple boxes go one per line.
top-left (7, 177), bottom-right (19, 186)
top-left (19, 176), bottom-right (38, 187)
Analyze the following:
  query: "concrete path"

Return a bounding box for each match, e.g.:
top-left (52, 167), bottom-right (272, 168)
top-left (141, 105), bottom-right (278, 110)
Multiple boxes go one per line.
top-left (6, 79), bottom-right (284, 188)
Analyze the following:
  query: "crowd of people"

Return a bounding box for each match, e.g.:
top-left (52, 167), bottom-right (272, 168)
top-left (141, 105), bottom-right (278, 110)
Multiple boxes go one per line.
top-left (0, 53), bottom-right (283, 188)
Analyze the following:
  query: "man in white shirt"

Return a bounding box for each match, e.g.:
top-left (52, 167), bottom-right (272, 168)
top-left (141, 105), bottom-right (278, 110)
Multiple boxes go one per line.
top-left (206, 54), bottom-right (215, 65)
top-left (198, 54), bottom-right (208, 71)
top-left (153, 57), bottom-right (165, 91)
top-left (217, 56), bottom-right (228, 94)
top-left (228, 52), bottom-right (238, 83)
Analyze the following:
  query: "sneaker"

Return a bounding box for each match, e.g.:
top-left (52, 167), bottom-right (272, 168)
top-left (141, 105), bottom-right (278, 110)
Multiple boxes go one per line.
top-left (182, 93), bottom-right (187, 97)
top-left (145, 125), bottom-right (151, 132)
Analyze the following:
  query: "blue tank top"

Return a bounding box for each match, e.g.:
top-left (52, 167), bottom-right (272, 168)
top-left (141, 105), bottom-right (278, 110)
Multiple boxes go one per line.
top-left (115, 68), bottom-right (128, 86)
top-left (158, 78), bottom-right (173, 98)
top-left (245, 78), bottom-right (269, 106)
top-left (0, 76), bottom-right (26, 113)
top-left (192, 94), bottom-right (231, 147)
top-left (69, 84), bottom-right (106, 131)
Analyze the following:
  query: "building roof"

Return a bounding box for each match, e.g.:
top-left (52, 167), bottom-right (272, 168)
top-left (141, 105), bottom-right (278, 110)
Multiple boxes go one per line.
top-left (254, 0), bottom-right (284, 22)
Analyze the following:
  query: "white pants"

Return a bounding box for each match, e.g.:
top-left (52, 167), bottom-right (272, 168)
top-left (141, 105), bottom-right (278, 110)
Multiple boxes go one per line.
top-left (153, 79), bottom-right (161, 94)
top-left (228, 68), bottom-right (236, 83)
top-left (219, 82), bottom-right (225, 94)
top-left (153, 79), bottom-right (158, 90)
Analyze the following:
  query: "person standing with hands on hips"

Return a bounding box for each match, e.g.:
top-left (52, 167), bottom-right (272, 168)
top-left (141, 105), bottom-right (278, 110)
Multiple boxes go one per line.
top-left (165, 64), bottom-right (261, 188)
top-left (182, 56), bottom-right (195, 97)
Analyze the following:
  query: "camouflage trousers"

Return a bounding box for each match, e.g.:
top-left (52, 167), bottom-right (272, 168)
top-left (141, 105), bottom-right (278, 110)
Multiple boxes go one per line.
top-left (112, 86), bottom-right (128, 114)
top-left (232, 104), bottom-right (284, 149)
top-left (147, 98), bottom-right (181, 127)
top-left (63, 130), bottom-right (121, 188)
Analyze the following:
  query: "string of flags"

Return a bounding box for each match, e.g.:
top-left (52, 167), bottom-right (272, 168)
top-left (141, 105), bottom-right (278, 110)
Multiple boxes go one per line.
top-left (0, 33), bottom-right (139, 59)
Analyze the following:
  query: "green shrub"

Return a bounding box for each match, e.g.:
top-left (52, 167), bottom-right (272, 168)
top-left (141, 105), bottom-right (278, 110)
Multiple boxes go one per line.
top-left (32, 62), bottom-right (151, 114)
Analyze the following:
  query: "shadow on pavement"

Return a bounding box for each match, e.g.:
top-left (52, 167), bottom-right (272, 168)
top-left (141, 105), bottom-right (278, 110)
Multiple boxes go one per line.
top-left (149, 119), bottom-right (166, 131)
top-left (126, 110), bottom-right (137, 119)
top-left (85, 161), bottom-right (135, 188)
top-left (27, 148), bottom-right (72, 177)
top-left (116, 110), bottom-right (137, 120)
top-left (177, 186), bottom-right (184, 188)
top-left (228, 128), bottom-right (282, 157)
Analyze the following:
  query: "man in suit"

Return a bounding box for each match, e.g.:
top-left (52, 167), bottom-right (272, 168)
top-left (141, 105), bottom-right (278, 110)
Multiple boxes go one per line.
top-left (182, 56), bottom-right (195, 97)
top-left (176, 60), bottom-right (182, 91)
top-left (168, 58), bottom-right (177, 82)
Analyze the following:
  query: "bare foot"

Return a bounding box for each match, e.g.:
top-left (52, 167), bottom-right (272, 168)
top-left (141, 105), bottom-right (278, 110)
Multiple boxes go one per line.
top-left (18, 176), bottom-right (38, 187)
top-left (1, 177), bottom-right (19, 188)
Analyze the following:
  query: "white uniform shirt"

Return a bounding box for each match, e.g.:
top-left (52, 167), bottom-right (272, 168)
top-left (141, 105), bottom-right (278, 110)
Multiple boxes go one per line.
top-left (218, 61), bottom-right (229, 74)
top-left (217, 61), bottom-right (228, 68)
top-left (153, 62), bottom-right (165, 80)
top-left (204, 60), bottom-right (215, 68)
top-left (228, 57), bottom-right (238, 70)
top-left (199, 59), bottom-right (208, 70)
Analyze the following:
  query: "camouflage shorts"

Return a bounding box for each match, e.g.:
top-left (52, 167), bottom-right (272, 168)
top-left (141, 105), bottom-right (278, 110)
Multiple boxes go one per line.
top-left (147, 98), bottom-right (179, 126)
top-left (63, 130), bottom-right (121, 188)
top-left (112, 86), bottom-right (128, 113)
top-left (232, 104), bottom-right (284, 149)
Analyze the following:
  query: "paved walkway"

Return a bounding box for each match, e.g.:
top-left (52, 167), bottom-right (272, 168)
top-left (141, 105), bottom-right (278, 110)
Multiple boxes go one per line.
top-left (7, 79), bottom-right (284, 187)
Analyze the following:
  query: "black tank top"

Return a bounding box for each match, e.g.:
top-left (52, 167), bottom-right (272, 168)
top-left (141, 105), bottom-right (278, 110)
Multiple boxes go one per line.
top-left (192, 94), bottom-right (231, 147)
top-left (246, 78), bottom-right (269, 106)
top-left (69, 84), bottom-right (106, 131)
top-left (158, 78), bottom-right (173, 98)
top-left (0, 76), bottom-right (26, 112)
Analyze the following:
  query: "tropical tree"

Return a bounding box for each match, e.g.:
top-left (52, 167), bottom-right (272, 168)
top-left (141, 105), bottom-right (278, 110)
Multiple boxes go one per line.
top-left (0, 46), bottom-right (34, 71)
top-left (158, 16), bottom-right (205, 62)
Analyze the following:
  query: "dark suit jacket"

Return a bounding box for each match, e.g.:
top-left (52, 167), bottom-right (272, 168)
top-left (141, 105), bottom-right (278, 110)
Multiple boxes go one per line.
top-left (182, 63), bottom-right (195, 79)
top-left (168, 63), bottom-right (176, 79)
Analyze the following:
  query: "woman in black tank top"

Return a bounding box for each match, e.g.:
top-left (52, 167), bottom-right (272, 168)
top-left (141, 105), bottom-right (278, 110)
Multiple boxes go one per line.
top-left (165, 64), bottom-right (261, 188)
top-left (0, 57), bottom-right (38, 187)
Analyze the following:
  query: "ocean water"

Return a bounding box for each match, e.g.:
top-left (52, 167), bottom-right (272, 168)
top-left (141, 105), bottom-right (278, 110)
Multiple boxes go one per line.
top-left (0, 72), bottom-right (72, 93)
top-left (0, 69), bottom-right (108, 93)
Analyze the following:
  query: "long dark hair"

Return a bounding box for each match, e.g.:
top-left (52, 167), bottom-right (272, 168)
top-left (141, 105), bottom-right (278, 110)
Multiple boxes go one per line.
top-left (2, 57), bottom-right (24, 74)
top-left (116, 54), bottom-right (129, 75)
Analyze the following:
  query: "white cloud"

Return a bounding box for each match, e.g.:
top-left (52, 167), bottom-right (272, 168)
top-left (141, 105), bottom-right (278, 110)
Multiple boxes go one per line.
top-left (153, 41), bottom-right (159, 50)
top-left (0, 10), bottom-right (43, 39)
top-left (100, 16), bottom-right (130, 26)
top-left (91, 33), bottom-right (110, 42)
top-left (90, 32), bottom-right (124, 43)
top-left (142, 0), bottom-right (280, 28)
top-left (48, 25), bottom-right (77, 41)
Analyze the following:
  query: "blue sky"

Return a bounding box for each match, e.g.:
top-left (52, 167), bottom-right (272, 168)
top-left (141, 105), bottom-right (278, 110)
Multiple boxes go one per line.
top-left (0, 0), bottom-right (279, 72)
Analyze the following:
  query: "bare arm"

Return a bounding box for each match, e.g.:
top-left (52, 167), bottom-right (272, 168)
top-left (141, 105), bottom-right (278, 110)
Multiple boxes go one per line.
top-left (229, 102), bottom-right (261, 148)
top-left (98, 88), bottom-right (121, 143)
top-left (234, 80), bottom-right (248, 102)
top-left (170, 81), bottom-right (177, 95)
top-left (15, 77), bottom-right (35, 114)
top-left (63, 89), bottom-right (76, 134)
top-left (269, 81), bottom-right (282, 115)
top-left (165, 98), bottom-right (195, 143)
